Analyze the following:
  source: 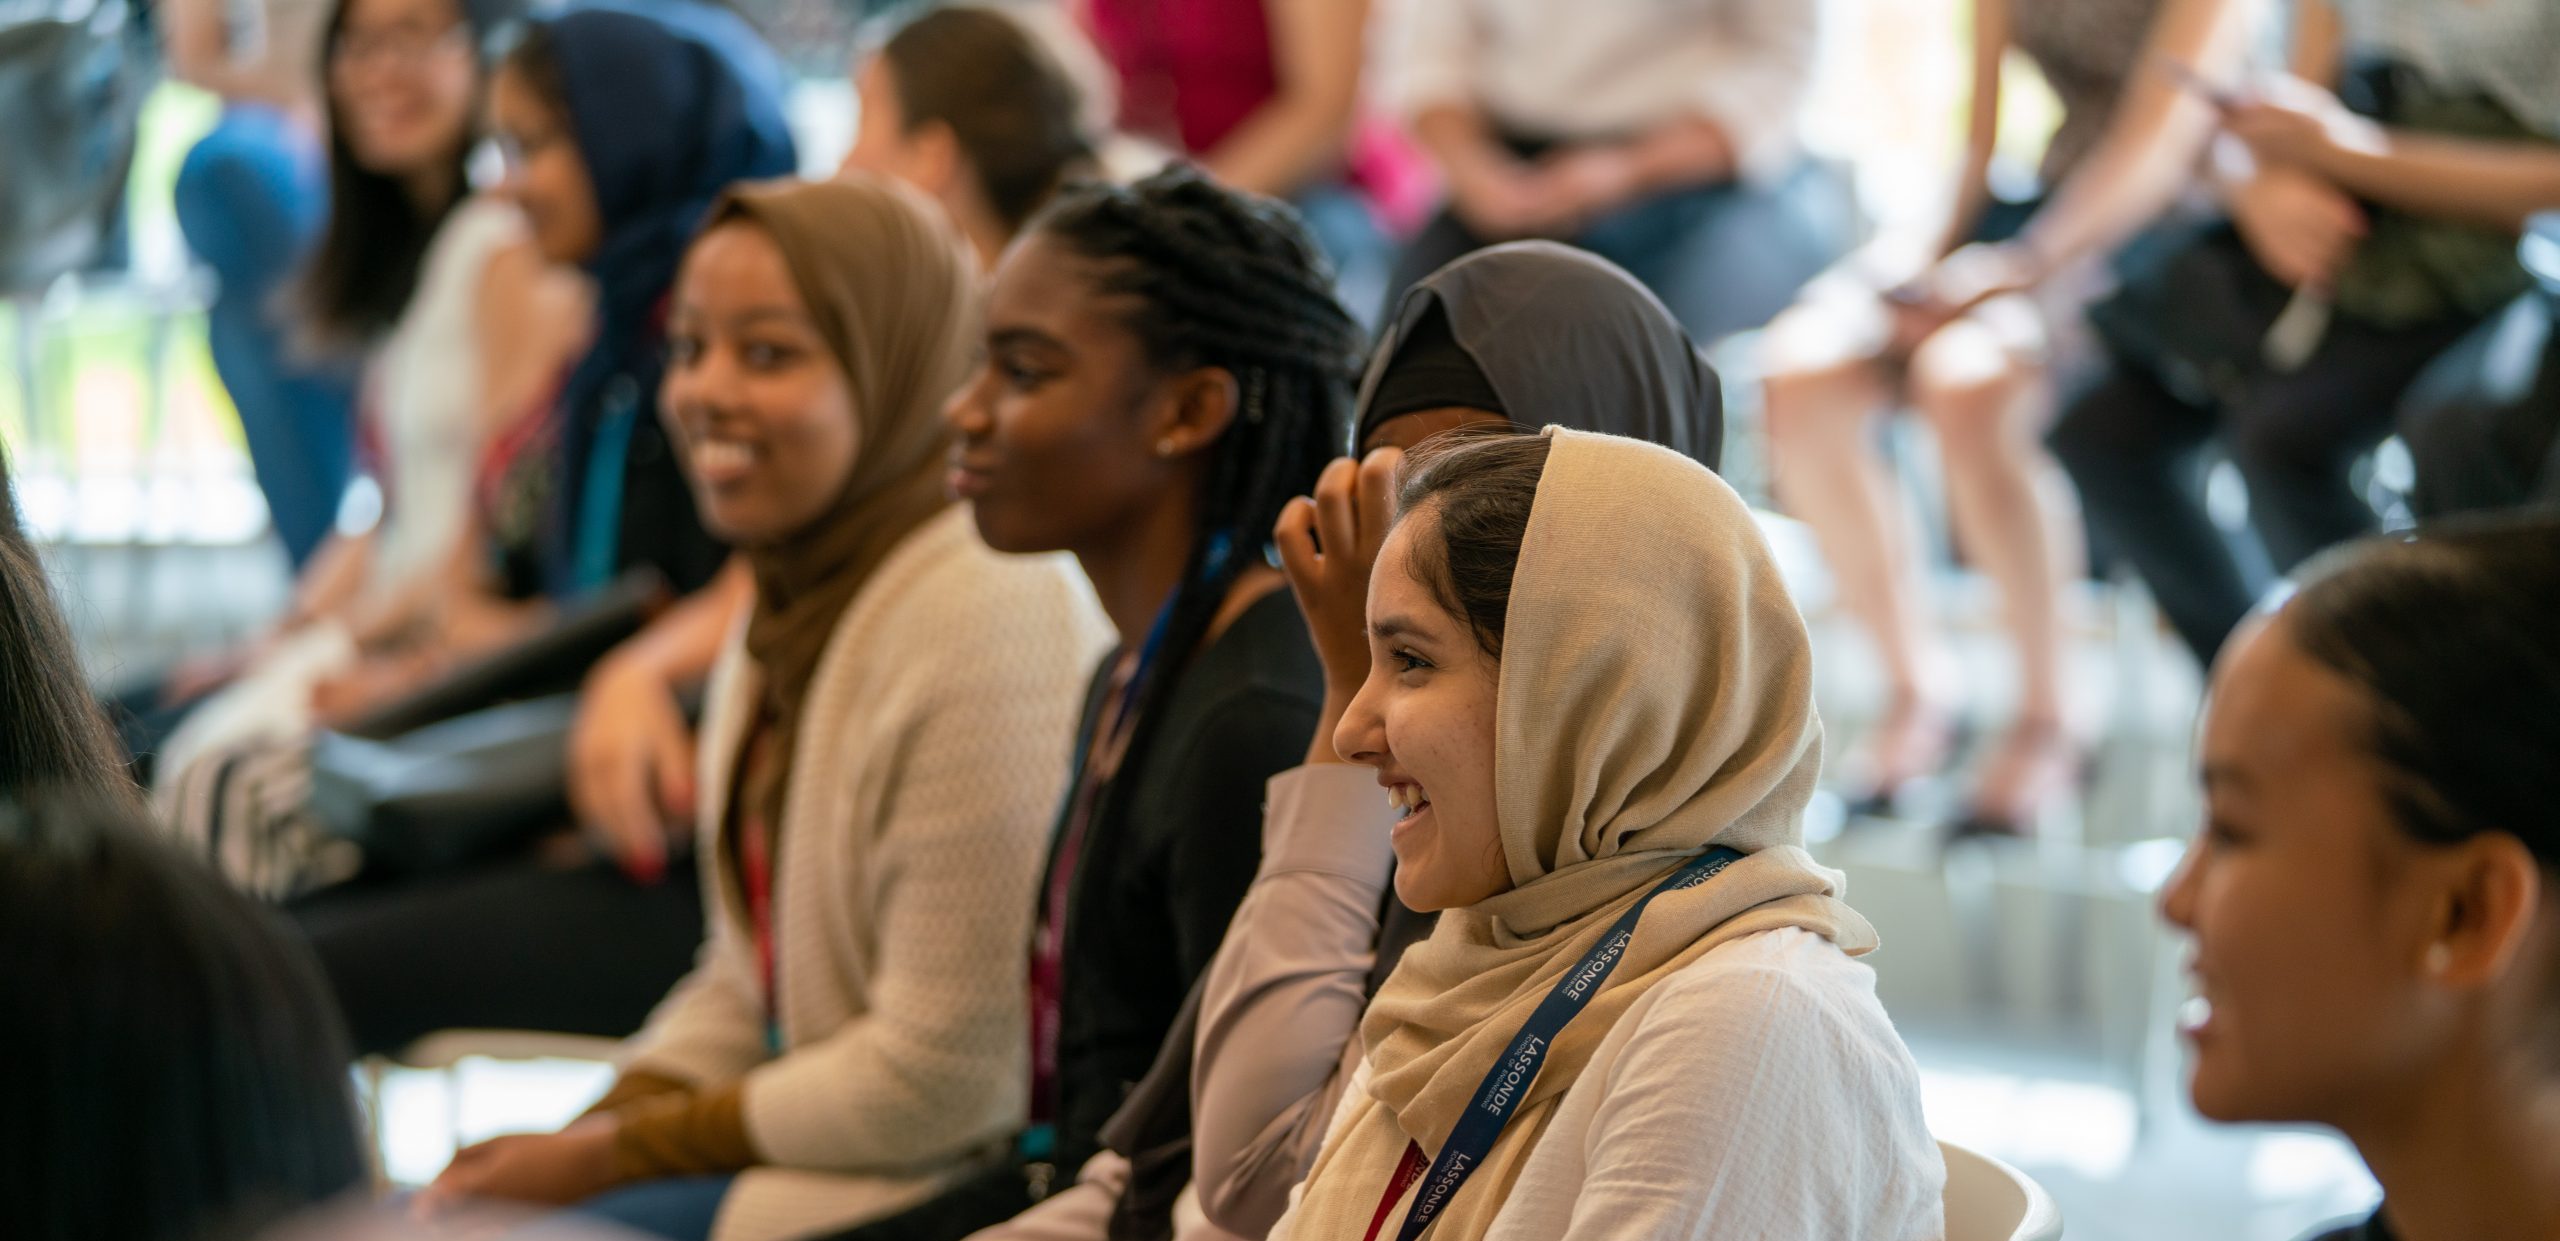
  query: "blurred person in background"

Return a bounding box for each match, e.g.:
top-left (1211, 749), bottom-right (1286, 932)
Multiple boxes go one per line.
top-left (1077, 0), bottom-right (1427, 320)
top-left (166, 0), bottom-right (362, 571)
top-left (1758, 0), bottom-right (2261, 836)
top-left (249, 2), bottom-right (795, 1056)
top-left (2162, 514), bottom-right (2560, 1241)
top-left (1376, 0), bottom-right (1848, 339)
top-left (142, 0), bottom-right (592, 791)
top-left (838, 3), bottom-right (1102, 271)
top-left (2050, 0), bottom-right (2560, 669)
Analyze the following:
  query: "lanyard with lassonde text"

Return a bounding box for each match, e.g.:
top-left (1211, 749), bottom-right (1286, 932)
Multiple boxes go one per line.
top-left (1360, 845), bottom-right (1746, 1241)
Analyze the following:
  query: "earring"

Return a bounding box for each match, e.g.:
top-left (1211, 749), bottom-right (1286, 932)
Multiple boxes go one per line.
top-left (1243, 368), bottom-right (1267, 425)
top-left (1156, 436), bottom-right (1180, 458)
top-left (2424, 943), bottom-right (2453, 975)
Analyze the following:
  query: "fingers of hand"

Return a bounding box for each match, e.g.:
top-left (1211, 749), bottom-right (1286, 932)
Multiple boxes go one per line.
top-left (653, 721), bottom-right (698, 833)
top-left (1355, 448), bottom-right (1401, 563)
top-left (597, 752), bottom-right (668, 881)
top-left (1274, 496), bottom-right (1322, 591)
top-left (1312, 457), bottom-right (1362, 570)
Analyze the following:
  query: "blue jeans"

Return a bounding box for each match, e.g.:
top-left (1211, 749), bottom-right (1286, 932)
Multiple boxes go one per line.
top-left (174, 104), bottom-right (356, 569)
top-left (564, 1174), bottom-right (737, 1241)
top-left (1383, 159), bottom-right (1855, 345)
top-left (1291, 183), bottom-right (1394, 332)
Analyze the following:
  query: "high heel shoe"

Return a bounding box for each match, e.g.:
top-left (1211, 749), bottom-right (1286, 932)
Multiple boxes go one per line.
top-left (1941, 719), bottom-right (2083, 842)
top-left (1842, 702), bottom-right (1968, 821)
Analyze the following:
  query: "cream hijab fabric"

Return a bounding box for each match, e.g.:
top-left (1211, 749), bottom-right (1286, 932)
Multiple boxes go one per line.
top-left (1284, 428), bottom-right (1878, 1241)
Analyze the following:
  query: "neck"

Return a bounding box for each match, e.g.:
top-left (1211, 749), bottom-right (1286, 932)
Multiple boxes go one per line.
top-left (1076, 490), bottom-right (1205, 650)
top-left (2341, 1043), bottom-right (2560, 1241)
top-left (947, 183), bottom-right (1010, 275)
top-left (402, 162), bottom-right (462, 219)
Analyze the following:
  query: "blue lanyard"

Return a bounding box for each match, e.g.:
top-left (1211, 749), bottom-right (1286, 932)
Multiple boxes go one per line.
top-left (1371, 845), bottom-right (1746, 1241)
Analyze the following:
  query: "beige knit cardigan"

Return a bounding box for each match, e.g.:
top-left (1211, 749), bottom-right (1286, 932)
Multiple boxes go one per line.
top-left (618, 506), bottom-right (1111, 1241)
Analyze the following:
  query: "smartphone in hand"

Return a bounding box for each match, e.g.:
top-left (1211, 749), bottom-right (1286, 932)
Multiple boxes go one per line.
top-left (2153, 54), bottom-right (2239, 111)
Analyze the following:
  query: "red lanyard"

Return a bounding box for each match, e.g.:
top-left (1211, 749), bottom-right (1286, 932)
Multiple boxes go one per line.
top-left (1362, 1143), bottom-right (1430, 1241)
top-left (733, 722), bottom-right (782, 1054)
top-left (1029, 651), bottom-right (1143, 1119)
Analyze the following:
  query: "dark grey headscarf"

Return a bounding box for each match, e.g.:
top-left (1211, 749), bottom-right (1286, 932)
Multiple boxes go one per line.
top-left (1354, 241), bottom-right (1725, 469)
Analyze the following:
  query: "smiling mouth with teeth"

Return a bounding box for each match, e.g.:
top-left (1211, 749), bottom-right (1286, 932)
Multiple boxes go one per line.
top-left (1387, 784), bottom-right (1431, 821)
top-left (692, 439), bottom-right (755, 474)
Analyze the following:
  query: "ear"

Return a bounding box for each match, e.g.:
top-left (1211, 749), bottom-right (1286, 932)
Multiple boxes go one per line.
top-left (2425, 833), bottom-right (2545, 989)
top-left (1140, 366), bottom-right (1242, 462)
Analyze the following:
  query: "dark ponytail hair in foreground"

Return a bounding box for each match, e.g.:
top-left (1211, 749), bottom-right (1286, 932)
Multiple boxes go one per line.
top-left (2285, 513), bottom-right (2560, 873)
top-left (1029, 163), bottom-right (1359, 769)
top-left (0, 791), bottom-right (368, 1241)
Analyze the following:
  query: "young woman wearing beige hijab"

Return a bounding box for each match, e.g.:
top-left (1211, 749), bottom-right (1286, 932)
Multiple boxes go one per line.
top-left (1270, 428), bottom-right (1941, 1240)
top-left (409, 175), bottom-right (1110, 1241)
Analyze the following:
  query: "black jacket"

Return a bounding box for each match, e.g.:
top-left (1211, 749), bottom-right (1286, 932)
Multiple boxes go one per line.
top-left (1048, 589), bottom-right (1322, 1180)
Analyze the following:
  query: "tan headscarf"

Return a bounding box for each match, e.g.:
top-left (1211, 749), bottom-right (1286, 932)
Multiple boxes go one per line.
top-left (1283, 428), bottom-right (1879, 1241)
top-left (704, 176), bottom-right (979, 830)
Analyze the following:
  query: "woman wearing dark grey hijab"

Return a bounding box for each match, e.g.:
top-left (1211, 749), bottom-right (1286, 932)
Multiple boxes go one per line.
top-left (1348, 239), bottom-right (1724, 463)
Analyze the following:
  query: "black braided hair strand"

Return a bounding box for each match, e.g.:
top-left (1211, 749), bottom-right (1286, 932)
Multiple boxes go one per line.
top-left (1029, 163), bottom-right (1363, 790)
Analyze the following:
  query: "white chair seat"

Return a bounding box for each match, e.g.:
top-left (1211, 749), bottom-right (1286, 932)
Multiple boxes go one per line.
top-left (393, 1028), bottom-right (625, 1070)
top-left (1941, 1139), bottom-right (2064, 1241)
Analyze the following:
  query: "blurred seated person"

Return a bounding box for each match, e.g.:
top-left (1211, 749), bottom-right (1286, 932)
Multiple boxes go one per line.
top-left (144, 0), bottom-right (586, 791)
top-left (2162, 514), bottom-right (2560, 1241)
top-left (2050, 0), bottom-right (2560, 667)
top-left (159, 3), bottom-right (795, 1055)
top-left (1376, 0), bottom-right (1849, 338)
top-left (0, 791), bottom-right (369, 1241)
top-left (838, 6), bottom-right (1101, 279)
top-left (1079, 0), bottom-right (1427, 318)
top-left (166, 0), bottom-right (362, 571)
top-left (1759, 0), bottom-right (2260, 834)
top-left (2396, 211), bottom-right (2560, 519)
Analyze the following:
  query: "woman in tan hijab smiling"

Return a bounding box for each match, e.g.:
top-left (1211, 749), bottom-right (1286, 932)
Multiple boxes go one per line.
top-left (1271, 428), bottom-right (1941, 1240)
top-left (413, 176), bottom-right (1109, 1241)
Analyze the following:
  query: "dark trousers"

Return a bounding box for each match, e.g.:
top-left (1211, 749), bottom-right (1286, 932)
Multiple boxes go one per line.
top-left (1383, 158), bottom-right (1852, 344)
top-left (2050, 311), bottom-right (2478, 666)
top-left (820, 1161), bottom-right (1037, 1241)
top-left (290, 852), bottom-right (704, 1056)
top-left (2397, 291), bottom-right (2560, 520)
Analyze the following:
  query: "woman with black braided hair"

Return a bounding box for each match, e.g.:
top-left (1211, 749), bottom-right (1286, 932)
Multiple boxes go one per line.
top-left (816, 165), bottom-right (1355, 1241)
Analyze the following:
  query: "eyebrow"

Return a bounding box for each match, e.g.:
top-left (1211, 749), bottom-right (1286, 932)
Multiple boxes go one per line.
top-left (989, 325), bottom-right (1067, 354)
top-left (671, 305), bottom-right (809, 329)
top-left (1368, 614), bottom-right (1431, 643)
top-left (729, 307), bottom-right (810, 329)
top-left (2197, 761), bottom-right (2248, 790)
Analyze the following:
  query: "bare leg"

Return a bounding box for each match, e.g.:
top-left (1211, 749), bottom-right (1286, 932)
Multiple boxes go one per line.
top-left (1762, 298), bottom-right (1955, 799)
top-left (1909, 308), bottom-right (2083, 829)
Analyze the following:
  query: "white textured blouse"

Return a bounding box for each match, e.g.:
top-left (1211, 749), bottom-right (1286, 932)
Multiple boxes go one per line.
top-left (1382, 0), bottom-right (1820, 184)
top-left (1270, 928), bottom-right (1946, 1240)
